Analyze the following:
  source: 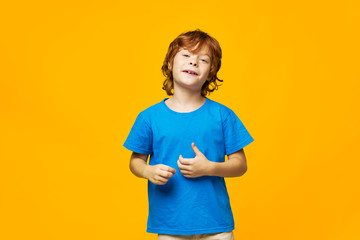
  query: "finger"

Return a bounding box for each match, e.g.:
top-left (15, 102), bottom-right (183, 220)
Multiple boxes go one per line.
top-left (181, 171), bottom-right (195, 178)
top-left (177, 160), bottom-right (191, 171)
top-left (159, 170), bottom-right (174, 179)
top-left (160, 165), bottom-right (176, 174)
top-left (155, 179), bottom-right (167, 185)
top-left (179, 169), bottom-right (192, 175)
top-left (155, 168), bottom-right (172, 179)
top-left (156, 175), bottom-right (169, 183)
top-left (179, 155), bottom-right (191, 165)
top-left (178, 163), bottom-right (192, 175)
top-left (168, 167), bottom-right (176, 174)
top-left (151, 175), bottom-right (167, 185)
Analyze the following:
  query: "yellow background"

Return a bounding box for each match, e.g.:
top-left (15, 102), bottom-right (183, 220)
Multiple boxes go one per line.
top-left (1, 1), bottom-right (359, 239)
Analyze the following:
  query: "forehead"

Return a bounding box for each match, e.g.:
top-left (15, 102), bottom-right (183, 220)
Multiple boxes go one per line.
top-left (179, 45), bottom-right (211, 57)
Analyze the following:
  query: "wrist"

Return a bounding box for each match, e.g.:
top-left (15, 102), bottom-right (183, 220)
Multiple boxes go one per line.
top-left (142, 165), bottom-right (151, 180)
top-left (207, 161), bottom-right (216, 176)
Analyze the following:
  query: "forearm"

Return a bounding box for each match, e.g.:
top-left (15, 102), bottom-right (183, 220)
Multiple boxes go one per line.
top-left (208, 157), bottom-right (247, 177)
top-left (129, 156), bottom-right (150, 179)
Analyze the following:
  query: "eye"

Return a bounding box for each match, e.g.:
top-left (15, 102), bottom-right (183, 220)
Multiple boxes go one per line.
top-left (183, 54), bottom-right (190, 57)
top-left (201, 59), bottom-right (208, 62)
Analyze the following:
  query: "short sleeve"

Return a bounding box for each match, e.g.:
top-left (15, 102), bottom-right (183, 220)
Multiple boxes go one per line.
top-left (123, 113), bottom-right (153, 155)
top-left (223, 109), bottom-right (254, 155)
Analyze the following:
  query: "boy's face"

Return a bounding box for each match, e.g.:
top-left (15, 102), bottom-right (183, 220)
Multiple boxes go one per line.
top-left (171, 45), bottom-right (211, 93)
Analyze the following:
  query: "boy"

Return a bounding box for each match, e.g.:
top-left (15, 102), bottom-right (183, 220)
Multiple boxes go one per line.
top-left (123, 29), bottom-right (254, 240)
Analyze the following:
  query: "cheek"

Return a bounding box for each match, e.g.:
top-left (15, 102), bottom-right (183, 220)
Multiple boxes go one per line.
top-left (172, 65), bottom-right (179, 75)
top-left (172, 61), bottom-right (183, 74)
top-left (203, 66), bottom-right (211, 76)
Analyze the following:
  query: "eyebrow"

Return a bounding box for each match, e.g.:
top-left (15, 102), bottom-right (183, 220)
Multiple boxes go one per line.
top-left (182, 49), bottom-right (211, 58)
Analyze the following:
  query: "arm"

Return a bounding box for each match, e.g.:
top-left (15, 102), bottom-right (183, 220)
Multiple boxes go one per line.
top-left (177, 142), bottom-right (247, 178)
top-left (129, 152), bottom-right (176, 185)
top-left (208, 148), bottom-right (248, 177)
top-left (129, 152), bottom-right (149, 179)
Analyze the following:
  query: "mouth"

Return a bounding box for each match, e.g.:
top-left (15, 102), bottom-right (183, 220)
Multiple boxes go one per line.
top-left (182, 70), bottom-right (199, 76)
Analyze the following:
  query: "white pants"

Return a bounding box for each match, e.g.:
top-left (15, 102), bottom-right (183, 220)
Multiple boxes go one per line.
top-left (158, 231), bottom-right (234, 240)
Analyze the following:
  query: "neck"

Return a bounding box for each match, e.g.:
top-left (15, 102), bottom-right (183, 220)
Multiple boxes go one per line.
top-left (170, 83), bottom-right (205, 105)
top-left (171, 92), bottom-right (205, 107)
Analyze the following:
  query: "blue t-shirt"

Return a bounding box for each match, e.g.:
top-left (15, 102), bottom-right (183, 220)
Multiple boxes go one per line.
top-left (123, 97), bottom-right (254, 235)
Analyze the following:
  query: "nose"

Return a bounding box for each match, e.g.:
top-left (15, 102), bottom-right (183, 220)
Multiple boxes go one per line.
top-left (189, 61), bottom-right (197, 67)
top-left (189, 57), bottom-right (198, 67)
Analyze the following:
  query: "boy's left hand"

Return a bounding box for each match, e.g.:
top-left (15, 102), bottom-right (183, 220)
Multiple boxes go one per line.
top-left (177, 142), bottom-right (213, 178)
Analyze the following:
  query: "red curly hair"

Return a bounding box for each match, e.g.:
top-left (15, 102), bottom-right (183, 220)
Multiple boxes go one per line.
top-left (161, 29), bottom-right (223, 97)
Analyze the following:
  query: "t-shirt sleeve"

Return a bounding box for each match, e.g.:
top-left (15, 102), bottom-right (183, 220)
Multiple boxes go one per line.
top-left (223, 109), bottom-right (254, 155)
top-left (123, 113), bottom-right (153, 155)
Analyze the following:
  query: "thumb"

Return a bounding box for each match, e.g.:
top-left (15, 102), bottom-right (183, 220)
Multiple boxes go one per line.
top-left (191, 142), bottom-right (202, 156)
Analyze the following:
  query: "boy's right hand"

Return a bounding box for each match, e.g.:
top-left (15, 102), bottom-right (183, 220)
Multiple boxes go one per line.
top-left (143, 164), bottom-right (176, 185)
